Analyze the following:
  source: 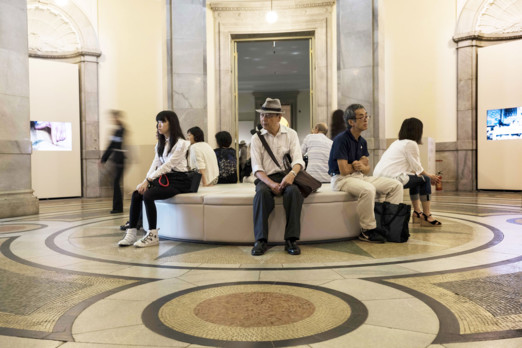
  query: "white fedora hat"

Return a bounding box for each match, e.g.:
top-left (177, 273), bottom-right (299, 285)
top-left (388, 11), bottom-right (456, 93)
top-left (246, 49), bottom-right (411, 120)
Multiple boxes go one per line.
top-left (256, 98), bottom-right (285, 114)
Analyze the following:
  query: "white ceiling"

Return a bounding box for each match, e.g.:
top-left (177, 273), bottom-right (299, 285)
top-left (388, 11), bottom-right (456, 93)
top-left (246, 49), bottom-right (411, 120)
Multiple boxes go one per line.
top-left (236, 39), bottom-right (310, 92)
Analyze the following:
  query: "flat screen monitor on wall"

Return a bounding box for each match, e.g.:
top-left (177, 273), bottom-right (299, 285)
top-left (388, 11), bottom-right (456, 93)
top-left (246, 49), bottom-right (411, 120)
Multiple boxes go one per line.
top-left (486, 107), bottom-right (522, 141)
top-left (30, 121), bottom-right (72, 151)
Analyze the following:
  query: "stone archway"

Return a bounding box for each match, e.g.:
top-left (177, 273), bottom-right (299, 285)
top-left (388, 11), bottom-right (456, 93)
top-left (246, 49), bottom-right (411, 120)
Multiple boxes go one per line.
top-left (27, 0), bottom-right (102, 197)
top-left (206, 0), bottom-right (336, 149)
top-left (452, 0), bottom-right (522, 191)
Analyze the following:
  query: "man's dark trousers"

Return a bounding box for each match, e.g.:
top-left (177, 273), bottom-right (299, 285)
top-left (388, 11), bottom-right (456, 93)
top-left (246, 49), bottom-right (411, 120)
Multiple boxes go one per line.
top-left (253, 172), bottom-right (303, 241)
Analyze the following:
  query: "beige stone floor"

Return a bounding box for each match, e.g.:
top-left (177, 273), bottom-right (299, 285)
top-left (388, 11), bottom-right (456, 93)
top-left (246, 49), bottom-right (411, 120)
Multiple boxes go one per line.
top-left (0, 191), bottom-right (521, 347)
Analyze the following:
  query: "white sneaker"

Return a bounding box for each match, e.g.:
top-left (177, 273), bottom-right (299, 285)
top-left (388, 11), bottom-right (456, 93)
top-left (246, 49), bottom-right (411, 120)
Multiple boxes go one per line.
top-left (134, 229), bottom-right (159, 248)
top-left (118, 228), bottom-right (138, 247)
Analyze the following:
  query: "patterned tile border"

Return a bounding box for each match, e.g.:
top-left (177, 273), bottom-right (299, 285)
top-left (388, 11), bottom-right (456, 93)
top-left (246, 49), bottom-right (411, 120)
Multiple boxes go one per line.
top-left (365, 256), bottom-right (522, 343)
top-left (0, 236), bottom-right (159, 341)
top-left (43, 214), bottom-right (503, 271)
top-left (0, 223), bottom-right (47, 234)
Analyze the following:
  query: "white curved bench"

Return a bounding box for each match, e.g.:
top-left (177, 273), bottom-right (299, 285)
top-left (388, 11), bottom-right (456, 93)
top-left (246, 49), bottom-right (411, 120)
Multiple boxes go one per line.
top-left (143, 183), bottom-right (360, 243)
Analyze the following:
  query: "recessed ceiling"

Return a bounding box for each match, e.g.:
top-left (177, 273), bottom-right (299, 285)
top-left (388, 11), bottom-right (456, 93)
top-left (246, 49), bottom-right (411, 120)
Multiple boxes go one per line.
top-left (237, 39), bottom-right (310, 92)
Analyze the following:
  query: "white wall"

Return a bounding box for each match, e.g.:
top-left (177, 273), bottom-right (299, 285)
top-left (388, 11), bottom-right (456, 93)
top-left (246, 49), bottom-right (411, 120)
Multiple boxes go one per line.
top-left (29, 59), bottom-right (81, 198)
top-left (97, 0), bottom-right (166, 193)
top-left (477, 39), bottom-right (522, 190)
top-left (383, 0), bottom-right (457, 142)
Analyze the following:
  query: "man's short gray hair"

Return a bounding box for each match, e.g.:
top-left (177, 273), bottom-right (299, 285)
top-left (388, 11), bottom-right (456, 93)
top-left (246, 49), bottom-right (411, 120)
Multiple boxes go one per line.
top-left (343, 104), bottom-right (365, 126)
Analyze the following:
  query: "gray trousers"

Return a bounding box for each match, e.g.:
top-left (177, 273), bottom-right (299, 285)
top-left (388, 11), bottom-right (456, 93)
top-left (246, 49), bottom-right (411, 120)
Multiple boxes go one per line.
top-left (253, 172), bottom-right (303, 241)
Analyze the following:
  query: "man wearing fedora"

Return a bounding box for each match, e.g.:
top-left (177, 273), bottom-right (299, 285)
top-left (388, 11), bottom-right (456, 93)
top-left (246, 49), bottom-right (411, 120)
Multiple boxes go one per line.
top-left (250, 97), bottom-right (305, 256)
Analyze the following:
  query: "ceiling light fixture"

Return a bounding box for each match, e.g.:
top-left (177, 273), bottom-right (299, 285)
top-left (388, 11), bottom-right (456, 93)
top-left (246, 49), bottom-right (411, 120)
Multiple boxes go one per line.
top-left (265, 0), bottom-right (278, 24)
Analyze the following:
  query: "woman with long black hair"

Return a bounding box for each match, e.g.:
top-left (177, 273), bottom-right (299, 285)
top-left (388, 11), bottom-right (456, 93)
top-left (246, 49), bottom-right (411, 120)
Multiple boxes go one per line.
top-left (119, 110), bottom-right (191, 247)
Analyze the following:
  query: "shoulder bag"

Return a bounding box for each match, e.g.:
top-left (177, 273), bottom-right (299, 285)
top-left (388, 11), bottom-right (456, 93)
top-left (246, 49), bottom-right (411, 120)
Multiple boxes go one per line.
top-left (256, 131), bottom-right (321, 198)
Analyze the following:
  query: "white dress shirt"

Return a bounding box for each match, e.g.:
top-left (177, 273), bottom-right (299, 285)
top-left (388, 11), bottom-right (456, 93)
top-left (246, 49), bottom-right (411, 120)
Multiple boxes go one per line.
top-left (301, 133), bottom-right (333, 183)
top-left (373, 139), bottom-right (424, 184)
top-left (146, 139), bottom-right (190, 181)
top-left (188, 142), bottom-right (220, 184)
top-left (250, 125), bottom-right (305, 176)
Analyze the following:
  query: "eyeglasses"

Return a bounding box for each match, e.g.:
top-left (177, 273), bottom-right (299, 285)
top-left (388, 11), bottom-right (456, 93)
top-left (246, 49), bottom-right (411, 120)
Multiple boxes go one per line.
top-left (260, 113), bottom-right (280, 118)
top-left (352, 115), bottom-right (371, 121)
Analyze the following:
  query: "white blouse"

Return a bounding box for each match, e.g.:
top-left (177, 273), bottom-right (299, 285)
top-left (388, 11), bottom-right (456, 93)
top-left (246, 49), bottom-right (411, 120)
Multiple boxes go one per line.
top-left (373, 139), bottom-right (424, 185)
top-left (188, 142), bottom-right (220, 184)
top-left (146, 139), bottom-right (190, 181)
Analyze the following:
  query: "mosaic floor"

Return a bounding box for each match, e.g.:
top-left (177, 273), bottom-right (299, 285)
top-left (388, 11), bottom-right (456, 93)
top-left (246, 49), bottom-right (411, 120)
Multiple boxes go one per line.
top-left (0, 192), bottom-right (521, 347)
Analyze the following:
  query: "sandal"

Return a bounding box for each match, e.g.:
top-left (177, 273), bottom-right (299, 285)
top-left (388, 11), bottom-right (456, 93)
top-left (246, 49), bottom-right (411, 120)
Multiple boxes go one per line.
top-left (421, 213), bottom-right (442, 227)
top-left (412, 211), bottom-right (423, 224)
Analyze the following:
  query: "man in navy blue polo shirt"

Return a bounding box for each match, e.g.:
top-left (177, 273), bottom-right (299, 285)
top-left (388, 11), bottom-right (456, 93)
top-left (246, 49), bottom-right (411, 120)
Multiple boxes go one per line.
top-left (328, 104), bottom-right (403, 243)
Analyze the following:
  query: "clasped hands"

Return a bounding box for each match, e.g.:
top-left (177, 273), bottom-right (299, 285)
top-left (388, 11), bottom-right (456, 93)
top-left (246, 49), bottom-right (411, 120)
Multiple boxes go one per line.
top-left (352, 156), bottom-right (369, 172)
top-left (269, 172), bottom-right (296, 196)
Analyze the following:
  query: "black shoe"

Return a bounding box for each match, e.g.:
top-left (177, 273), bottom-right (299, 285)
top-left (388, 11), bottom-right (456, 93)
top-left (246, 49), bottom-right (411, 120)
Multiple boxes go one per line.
top-left (119, 220), bottom-right (142, 231)
top-left (251, 240), bottom-right (268, 256)
top-left (358, 228), bottom-right (386, 243)
top-left (120, 221), bottom-right (131, 231)
top-left (110, 209), bottom-right (123, 214)
top-left (285, 240), bottom-right (301, 255)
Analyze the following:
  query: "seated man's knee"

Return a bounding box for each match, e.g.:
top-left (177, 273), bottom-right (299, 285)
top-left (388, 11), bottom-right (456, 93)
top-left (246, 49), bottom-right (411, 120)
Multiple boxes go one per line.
top-left (360, 185), bottom-right (376, 199)
top-left (255, 185), bottom-right (273, 199)
top-left (284, 184), bottom-right (301, 196)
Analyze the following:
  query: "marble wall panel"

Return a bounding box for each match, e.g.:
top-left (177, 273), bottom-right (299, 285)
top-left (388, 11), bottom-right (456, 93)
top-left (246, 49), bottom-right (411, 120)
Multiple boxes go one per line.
top-left (83, 159), bottom-right (101, 197)
top-left (0, 49), bottom-right (8, 95)
top-left (6, 51), bottom-right (30, 97)
top-left (337, 0), bottom-right (372, 34)
top-left (172, 0), bottom-right (205, 40)
top-left (0, 139), bottom-right (31, 155)
top-left (339, 66), bottom-right (373, 106)
top-left (171, 0), bottom-right (207, 138)
top-left (0, 1), bottom-right (28, 54)
top-left (80, 62), bottom-right (99, 95)
top-left (0, 191), bottom-right (38, 219)
top-left (84, 121), bottom-right (100, 155)
top-left (173, 74), bottom-right (207, 110)
top-left (173, 39), bottom-right (205, 75)
top-left (0, 94), bottom-right (30, 140)
top-left (177, 108), bottom-right (207, 136)
top-left (457, 109), bottom-right (473, 142)
top-left (457, 47), bottom-right (473, 78)
top-left (338, 30), bottom-right (373, 69)
top-left (0, 154), bottom-right (31, 191)
top-left (457, 149), bottom-right (475, 191)
top-left (457, 78), bottom-right (473, 111)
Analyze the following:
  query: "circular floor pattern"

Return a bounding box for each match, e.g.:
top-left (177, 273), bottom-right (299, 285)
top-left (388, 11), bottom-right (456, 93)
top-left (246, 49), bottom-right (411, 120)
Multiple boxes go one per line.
top-left (0, 223), bottom-right (46, 234)
top-left (142, 281), bottom-right (367, 347)
top-left (507, 217), bottom-right (522, 225)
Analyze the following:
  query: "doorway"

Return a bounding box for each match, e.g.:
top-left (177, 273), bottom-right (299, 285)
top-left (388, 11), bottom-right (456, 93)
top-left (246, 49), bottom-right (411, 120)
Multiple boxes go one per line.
top-left (234, 37), bottom-right (313, 145)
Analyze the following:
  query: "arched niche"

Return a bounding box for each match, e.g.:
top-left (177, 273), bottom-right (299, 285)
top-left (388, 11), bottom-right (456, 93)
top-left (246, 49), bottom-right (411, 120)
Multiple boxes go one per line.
top-left (451, 0), bottom-right (522, 191)
top-left (27, 0), bottom-right (102, 197)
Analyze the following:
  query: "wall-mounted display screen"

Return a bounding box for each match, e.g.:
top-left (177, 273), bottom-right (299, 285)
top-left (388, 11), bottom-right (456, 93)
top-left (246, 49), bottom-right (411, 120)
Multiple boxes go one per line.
top-left (486, 106), bottom-right (522, 141)
top-left (30, 121), bottom-right (72, 151)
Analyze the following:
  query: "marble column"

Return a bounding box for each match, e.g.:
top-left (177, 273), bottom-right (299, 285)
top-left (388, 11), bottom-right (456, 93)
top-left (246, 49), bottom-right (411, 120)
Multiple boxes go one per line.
top-left (169, 0), bottom-right (207, 135)
top-left (0, 0), bottom-right (39, 218)
top-left (79, 56), bottom-right (102, 197)
top-left (455, 42), bottom-right (477, 191)
top-left (337, 0), bottom-right (385, 168)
